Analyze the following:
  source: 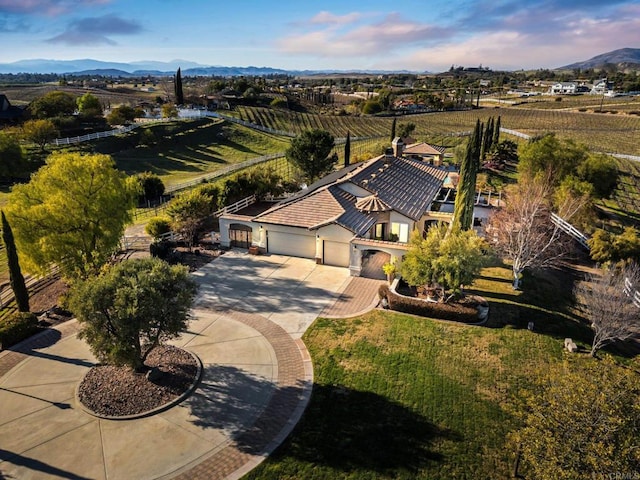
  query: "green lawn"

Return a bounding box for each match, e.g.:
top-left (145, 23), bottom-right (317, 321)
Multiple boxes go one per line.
top-left (244, 264), bottom-right (612, 480)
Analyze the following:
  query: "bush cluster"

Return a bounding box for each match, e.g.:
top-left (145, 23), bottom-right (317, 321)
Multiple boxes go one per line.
top-left (378, 284), bottom-right (479, 323)
top-left (0, 312), bottom-right (39, 349)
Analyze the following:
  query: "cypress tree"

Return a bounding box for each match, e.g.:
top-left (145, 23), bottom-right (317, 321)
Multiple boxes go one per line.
top-left (175, 67), bottom-right (184, 105)
top-left (344, 131), bottom-right (351, 167)
top-left (1, 211), bottom-right (29, 312)
top-left (482, 117), bottom-right (494, 159)
top-left (493, 115), bottom-right (501, 146)
top-left (452, 120), bottom-right (482, 231)
top-left (390, 117), bottom-right (396, 142)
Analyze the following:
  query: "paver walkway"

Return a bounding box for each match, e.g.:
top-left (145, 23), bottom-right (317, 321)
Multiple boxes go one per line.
top-left (0, 253), bottom-right (373, 480)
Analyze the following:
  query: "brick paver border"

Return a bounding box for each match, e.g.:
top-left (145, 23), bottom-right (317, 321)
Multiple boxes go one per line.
top-left (172, 308), bottom-right (313, 480)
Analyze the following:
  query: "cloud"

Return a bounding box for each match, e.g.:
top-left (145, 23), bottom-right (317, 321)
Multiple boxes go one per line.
top-left (278, 12), bottom-right (448, 58)
top-left (0, 0), bottom-right (110, 16)
top-left (399, 7), bottom-right (640, 71)
top-left (278, 3), bottom-right (639, 70)
top-left (47, 14), bottom-right (142, 45)
top-left (309, 11), bottom-right (362, 25)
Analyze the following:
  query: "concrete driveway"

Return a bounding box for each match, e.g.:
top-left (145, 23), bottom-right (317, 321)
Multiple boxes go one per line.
top-left (0, 251), bottom-right (351, 480)
top-left (193, 251), bottom-right (352, 339)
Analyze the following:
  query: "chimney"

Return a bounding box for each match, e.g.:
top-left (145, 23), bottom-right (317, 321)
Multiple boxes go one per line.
top-left (391, 137), bottom-right (404, 157)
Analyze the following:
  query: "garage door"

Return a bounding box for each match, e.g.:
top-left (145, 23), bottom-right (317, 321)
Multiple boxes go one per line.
top-left (267, 231), bottom-right (316, 258)
top-left (323, 240), bottom-right (350, 267)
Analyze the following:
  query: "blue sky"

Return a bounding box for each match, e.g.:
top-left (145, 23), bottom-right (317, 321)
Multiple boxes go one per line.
top-left (0, 0), bottom-right (638, 71)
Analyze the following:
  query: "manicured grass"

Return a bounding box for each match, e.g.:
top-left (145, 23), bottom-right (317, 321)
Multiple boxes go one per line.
top-left (244, 264), bottom-right (597, 479)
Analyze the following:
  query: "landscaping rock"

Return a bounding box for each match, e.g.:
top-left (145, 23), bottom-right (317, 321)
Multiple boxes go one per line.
top-left (564, 338), bottom-right (579, 353)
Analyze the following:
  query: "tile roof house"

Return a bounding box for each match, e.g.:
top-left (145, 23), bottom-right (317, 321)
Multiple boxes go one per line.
top-left (219, 152), bottom-right (450, 276)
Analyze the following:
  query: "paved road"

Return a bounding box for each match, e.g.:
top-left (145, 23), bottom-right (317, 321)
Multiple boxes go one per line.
top-left (0, 252), bottom-right (354, 480)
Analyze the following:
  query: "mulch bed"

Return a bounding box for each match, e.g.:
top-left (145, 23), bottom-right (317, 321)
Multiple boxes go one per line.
top-left (77, 345), bottom-right (198, 417)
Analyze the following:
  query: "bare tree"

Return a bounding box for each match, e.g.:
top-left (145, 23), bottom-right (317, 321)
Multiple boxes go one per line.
top-left (575, 262), bottom-right (640, 357)
top-left (487, 173), bottom-right (578, 289)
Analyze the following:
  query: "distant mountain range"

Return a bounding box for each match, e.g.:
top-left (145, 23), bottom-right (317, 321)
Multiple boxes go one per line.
top-left (0, 58), bottom-right (405, 77)
top-left (560, 48), bottom-right (640, 70)
top-left (0, 48), bottom-right (637, 76)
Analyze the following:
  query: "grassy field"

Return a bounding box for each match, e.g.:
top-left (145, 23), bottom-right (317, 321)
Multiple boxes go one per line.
top-left (72, 118), bottom-right (290, 188)
top-left (244, 263), bottom-right (617, 480)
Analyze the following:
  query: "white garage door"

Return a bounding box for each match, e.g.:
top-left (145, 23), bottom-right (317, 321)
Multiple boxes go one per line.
top-left (267, 231), bottom-right (316, 258)
top-left (323, 240), bottom-right (350, 267)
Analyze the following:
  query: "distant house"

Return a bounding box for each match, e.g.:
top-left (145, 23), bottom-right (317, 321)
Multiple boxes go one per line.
top-left (549, 82), bottom-right (588, 95)
top-left (591, 78), bottom-right (613, 95)
top-left (392, 137), bottom-right (446, 166)
top-left (0, 94), bottom-right (26, 123)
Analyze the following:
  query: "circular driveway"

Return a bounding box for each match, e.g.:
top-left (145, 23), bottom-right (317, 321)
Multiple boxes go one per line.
top-left (0, 252), bottom-right (351, 479)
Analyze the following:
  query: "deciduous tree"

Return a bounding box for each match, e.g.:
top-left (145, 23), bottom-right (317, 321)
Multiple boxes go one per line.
top-left (69, 258), bottom-right (197, 371)
top-left (166, 189), bottom-right (213, 250)
top-left (576, 153), bottom-right (618, 199)
top-left (76, 92), bottom-right (103, 118)
top-left (0, 132), bottom-right (28, 180)
top-left (29, 91), bottom-right (76, 119)
top-left (588, 227), bottom-right (640, 264)
top-left (397, 122), bottom-right (416, 140)
top-left (400, 224), bottom-right (487, 300)
top-left (511, 358), bottom-right (640, 479)
top-left (22, 119), bottom-right (58, 151)
top-left (1, 211), bottom-right (29, 312)
top-left (161, 104), bottom-right (178, 119)
top-left (136, 172), bottom-right (165, 203)
top-left (575, 262), bottom-right (640, 356)
top-left (518, 133), bottom-right (588, 186)
top-left (6, 152), bottom-right (136, 280)
top-left (286, 129), bottom-right (337, 183)
top-left (487, 173), bottom-right (575, 289)
top-left (106, 105), bottom-right (138, 126)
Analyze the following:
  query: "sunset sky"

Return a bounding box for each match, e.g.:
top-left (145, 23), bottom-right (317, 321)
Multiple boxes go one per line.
top-left (0, 0), bottom-right (638, 71)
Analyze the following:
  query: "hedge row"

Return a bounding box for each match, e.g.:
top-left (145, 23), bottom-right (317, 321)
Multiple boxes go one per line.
top-left (378, 284), bottom-right (480, 323)
top-left (0, 312), bottom-right (39, 349)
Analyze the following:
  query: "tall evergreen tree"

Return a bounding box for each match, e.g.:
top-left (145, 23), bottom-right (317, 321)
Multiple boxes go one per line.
top-left (493, 115), bottom-right (501, 146)
top-left (482, 117), bottom-right (494, 160)
top-left (344, 131), bottom-right (351, 167)
top-left (452, 120), bottom-right (482, 231)
top-left (390, 117), bottom-right (396, 142)
top-left (174, 67), bottom-right (184, 105)
top-left (1, 211), bottom-right (29, 312)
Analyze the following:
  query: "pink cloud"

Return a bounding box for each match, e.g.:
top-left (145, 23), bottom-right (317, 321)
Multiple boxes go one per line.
top-left (0, 0), bottom-right (110, 16)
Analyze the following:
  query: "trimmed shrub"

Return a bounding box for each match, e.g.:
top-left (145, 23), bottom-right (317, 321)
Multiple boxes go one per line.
top-left (145, 216), bottom-right (171, 240)
top-left (149, 240), bottom-right (174, 260)
top-left (0, 312), bottom-right (39, 349)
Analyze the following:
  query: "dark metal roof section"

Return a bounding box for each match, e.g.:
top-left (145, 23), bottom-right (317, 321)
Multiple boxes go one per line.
top-left (348, 156), bottom-right (448, 220)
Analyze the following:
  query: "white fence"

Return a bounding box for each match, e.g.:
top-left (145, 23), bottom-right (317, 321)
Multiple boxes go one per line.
top-left (624, 277), bottom-right (640, 308)
top-left (53, 123), bottom-right (140, 145)
top-left (213, 194), bottom-right (257, 217)
top-left (165, 153), bottom-right (286, 194)
top-left (550, 212), bottom-right (589, 248)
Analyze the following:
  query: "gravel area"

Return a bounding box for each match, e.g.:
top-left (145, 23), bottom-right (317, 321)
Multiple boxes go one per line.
top-left (78, 345), bottom-right (199, 417)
